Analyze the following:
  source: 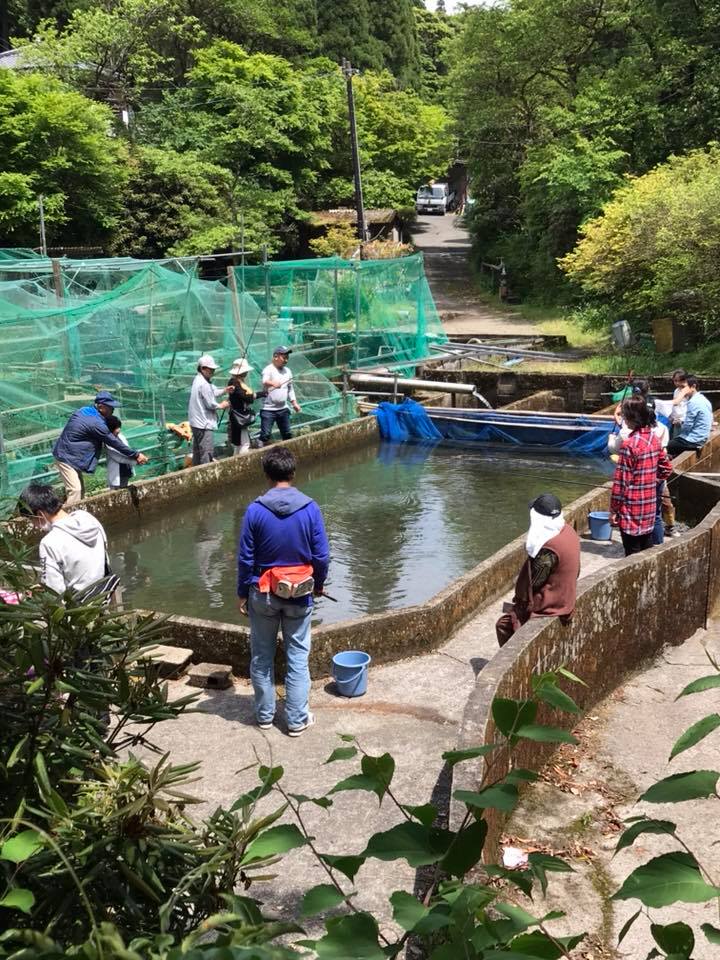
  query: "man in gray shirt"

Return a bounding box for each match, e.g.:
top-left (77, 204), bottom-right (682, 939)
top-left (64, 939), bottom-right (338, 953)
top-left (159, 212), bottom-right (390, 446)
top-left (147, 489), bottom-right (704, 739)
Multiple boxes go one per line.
top-left (259, 346), bottom-right (302, 445)
top-left (188, 355), bottom-right (231, 465)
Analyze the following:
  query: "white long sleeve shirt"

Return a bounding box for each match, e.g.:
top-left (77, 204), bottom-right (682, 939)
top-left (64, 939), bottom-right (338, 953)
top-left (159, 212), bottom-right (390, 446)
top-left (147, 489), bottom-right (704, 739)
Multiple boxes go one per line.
top-left (188, 373), bottom-right (224, 429)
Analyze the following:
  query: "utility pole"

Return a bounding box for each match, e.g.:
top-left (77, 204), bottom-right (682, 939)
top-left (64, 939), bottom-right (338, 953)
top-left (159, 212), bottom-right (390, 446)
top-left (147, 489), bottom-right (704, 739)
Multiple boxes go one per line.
top-left (38, 195), bottom-right (47, 256)
top-left (341, 58), bottom-right (367, 247)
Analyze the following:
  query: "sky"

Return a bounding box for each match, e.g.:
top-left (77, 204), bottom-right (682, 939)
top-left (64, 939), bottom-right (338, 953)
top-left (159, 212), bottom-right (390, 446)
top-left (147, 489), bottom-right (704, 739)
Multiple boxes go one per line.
top-left (424, 0), bottom-right (483, 9)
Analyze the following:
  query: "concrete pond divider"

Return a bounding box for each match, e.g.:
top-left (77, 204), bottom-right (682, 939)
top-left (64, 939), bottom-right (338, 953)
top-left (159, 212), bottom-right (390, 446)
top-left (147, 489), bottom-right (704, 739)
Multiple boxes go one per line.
top-left (452, 434), bottom-right (720, 860)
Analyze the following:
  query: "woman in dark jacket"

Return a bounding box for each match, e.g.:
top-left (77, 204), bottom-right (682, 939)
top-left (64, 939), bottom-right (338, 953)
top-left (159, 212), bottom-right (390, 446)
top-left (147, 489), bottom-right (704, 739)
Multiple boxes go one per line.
top-left (227, 358), bottom-right (263, 454)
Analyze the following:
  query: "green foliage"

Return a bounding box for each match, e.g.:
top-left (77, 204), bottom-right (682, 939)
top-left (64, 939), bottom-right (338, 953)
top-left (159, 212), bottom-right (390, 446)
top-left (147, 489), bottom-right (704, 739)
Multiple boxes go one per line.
top-left (317, 0), bottom-right (382, 72)
top-left (0, 540), bottom-right (311, 943)
top-left (561, 145), bottom-right (720, 338)
top-left (0, 566), bottom-right (586, 958)
top-left (7, 0), bottom-right (453, 255)
top-left (0, 70), bottom-right (126, 245)
top-left (450, 0), bottom-right (720, 300)
top-left (112, 147), bottom-right (233, 259)
top-left (609, 652), bottom-right (720, 954)
top-left (16, 0), bottom-right (202, 102)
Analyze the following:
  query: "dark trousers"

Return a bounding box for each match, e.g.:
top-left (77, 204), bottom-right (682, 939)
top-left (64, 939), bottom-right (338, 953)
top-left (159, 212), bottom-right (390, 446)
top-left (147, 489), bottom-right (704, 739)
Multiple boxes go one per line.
top-left (260, 408), bottom-right (292, 444)
top-left (652, 481), bottom-right (664, 546)
top-left (621, 530), bottom-right (654, 556)
top-left (667, 436), bottom-right (701, 458)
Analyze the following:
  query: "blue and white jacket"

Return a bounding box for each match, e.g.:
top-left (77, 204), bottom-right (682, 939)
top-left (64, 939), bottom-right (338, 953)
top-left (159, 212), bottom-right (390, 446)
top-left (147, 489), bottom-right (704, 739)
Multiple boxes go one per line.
top-left (53, 406), bottom-right (139, 473)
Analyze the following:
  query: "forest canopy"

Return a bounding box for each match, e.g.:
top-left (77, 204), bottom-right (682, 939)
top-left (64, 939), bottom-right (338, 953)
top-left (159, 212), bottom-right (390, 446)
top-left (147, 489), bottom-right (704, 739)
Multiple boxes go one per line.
top-left (0, 0), bottom-right (455, 255)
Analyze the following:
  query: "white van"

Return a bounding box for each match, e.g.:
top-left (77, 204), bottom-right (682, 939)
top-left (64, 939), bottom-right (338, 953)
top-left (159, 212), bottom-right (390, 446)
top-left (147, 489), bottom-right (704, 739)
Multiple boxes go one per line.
top-left (416, 182), bottom-right (451, 215)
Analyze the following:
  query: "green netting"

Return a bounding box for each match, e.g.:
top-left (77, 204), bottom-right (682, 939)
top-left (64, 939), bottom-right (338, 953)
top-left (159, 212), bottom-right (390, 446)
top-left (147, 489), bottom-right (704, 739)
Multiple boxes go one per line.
top-left (233, 254), bottom-right (445, 374)
top-left (0, 250), bottom-right (445, 499)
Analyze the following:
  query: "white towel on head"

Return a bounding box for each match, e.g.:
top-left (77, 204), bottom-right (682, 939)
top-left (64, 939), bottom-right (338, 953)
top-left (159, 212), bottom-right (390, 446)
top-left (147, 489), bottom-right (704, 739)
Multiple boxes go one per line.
top-left (526, 507), bottom-right (565, 558)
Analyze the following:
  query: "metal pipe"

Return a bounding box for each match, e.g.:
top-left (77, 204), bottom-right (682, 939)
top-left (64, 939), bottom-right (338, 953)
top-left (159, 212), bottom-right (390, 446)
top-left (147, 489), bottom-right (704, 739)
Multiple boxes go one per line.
top-left (349, 373), bottom-right (476, 395)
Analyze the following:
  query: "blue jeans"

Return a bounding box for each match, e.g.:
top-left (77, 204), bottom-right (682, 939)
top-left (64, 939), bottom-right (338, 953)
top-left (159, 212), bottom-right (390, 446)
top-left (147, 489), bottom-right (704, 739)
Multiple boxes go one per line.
top-left (652, 480), bottom-right (665, 546)
top-left (248, 587), bottom-right (313, 728)
top-left (259, 408), bottom-right (292, 444)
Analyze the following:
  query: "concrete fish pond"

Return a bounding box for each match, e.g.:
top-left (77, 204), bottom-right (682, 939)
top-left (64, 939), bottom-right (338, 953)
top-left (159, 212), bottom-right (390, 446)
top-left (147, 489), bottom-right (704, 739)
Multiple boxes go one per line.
top-left (108, 440), bottom-right (611, 627)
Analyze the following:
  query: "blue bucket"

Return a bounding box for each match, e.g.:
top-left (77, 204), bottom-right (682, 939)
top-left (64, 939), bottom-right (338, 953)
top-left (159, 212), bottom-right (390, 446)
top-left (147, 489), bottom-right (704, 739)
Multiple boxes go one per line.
top-left (588, 510), bottom-right (612, 541)
top-left (332, 650), bottom-right (371, 698)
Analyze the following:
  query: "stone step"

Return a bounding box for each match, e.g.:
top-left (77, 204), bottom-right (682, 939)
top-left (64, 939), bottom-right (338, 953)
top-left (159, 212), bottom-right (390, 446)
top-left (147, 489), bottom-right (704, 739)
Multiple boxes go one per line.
top-left (145, 644), bottom-right (193, 679)
top-left (188, 662), bottom-right (233, 690)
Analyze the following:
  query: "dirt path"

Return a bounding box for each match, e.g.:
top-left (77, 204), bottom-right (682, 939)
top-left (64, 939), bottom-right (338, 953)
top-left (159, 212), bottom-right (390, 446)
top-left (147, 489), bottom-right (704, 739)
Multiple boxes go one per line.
top-left (411, 214), bottom-right (538, 337)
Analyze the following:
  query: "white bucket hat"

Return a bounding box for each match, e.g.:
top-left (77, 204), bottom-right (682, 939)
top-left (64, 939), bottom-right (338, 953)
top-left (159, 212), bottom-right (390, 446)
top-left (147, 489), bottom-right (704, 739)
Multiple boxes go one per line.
top-left (230, 357), bottom-right (252, 376)
top-left (198, 354), bottom-right (219, 370)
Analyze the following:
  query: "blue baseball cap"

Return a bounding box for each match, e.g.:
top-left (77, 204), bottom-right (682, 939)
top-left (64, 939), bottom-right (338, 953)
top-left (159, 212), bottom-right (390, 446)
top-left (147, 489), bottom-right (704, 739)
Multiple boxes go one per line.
top-left (273, 345), bottom-right (292, 356)
top-left (95, 390), bottom-right (120, 408)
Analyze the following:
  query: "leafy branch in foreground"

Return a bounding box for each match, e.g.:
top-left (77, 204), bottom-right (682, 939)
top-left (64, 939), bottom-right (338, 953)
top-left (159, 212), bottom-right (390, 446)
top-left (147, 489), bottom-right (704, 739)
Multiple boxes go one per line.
top-left (610, 642), bottom-right (720, 958)
top-left (0, 578), bottom-right (587, 960)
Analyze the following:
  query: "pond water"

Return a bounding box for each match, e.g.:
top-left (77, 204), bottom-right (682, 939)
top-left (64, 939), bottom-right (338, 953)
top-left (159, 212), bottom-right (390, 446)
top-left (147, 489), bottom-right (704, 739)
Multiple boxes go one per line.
top-left (108, 441), bottom-right (611, 625)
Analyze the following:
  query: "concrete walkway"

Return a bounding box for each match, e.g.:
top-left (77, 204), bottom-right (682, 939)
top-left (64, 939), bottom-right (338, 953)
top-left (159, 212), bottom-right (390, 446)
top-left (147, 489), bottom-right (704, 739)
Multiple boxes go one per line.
top-left (410, 214), bottom-right (538, 338)
top-left (506, 621), bottom-right (720, 959)
top-left (143, 533), bottom-right (622, 933)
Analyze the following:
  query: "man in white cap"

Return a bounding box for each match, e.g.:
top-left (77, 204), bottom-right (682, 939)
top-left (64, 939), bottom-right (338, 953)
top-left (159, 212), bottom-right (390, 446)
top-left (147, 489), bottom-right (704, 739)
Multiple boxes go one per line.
top-left (188, 355), bottom-right (232, 466)
top-left (260, 346), bottom-right (302, 446)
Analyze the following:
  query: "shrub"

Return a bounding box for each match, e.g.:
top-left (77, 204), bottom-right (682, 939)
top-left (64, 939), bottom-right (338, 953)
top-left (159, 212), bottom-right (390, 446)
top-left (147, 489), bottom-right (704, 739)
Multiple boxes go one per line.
top-left (561, 144), bottom-right (720, 339)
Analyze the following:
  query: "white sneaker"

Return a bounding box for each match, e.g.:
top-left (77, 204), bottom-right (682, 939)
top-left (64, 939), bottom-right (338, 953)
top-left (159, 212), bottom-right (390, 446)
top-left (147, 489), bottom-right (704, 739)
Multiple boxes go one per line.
top-left (257, 719), bottom-right (274, 730)
top-left (288, 713), bottom-right (315, 737)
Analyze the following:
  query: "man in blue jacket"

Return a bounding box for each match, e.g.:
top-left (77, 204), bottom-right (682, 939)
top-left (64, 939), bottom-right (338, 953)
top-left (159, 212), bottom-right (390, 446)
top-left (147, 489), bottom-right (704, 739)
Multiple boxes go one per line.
top-left (52, 391), bottom-right (149, 505)
top-left (237, 446), bottom-right (330, 736)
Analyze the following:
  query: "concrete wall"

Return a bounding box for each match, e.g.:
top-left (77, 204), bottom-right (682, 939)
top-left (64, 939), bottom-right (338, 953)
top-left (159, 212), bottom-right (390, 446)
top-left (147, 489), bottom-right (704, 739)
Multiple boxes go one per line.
top-left (421, 370), bottom-right (720, 414)
top-left (136, 484), bottom-right (614, 679)
top-left (500, 390), bottom-right (566, 412)
top-left (454, 479), bottom-right (720, 858)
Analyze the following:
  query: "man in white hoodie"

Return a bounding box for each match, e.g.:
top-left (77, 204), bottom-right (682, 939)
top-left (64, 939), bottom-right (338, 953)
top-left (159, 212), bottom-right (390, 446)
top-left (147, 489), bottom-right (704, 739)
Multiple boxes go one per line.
top-left (19, 483), bottom-right (109, 596)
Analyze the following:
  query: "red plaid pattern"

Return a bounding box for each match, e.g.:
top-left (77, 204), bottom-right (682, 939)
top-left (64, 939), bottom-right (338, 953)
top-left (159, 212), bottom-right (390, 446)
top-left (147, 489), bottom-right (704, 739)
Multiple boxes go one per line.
top-left (611, 428), bottom-right (672, 536)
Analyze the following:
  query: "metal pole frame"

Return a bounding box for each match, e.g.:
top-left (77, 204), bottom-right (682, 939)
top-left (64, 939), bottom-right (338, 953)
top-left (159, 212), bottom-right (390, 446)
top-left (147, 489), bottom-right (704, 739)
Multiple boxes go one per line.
top-left (333, 266), bottom-right (339, 367)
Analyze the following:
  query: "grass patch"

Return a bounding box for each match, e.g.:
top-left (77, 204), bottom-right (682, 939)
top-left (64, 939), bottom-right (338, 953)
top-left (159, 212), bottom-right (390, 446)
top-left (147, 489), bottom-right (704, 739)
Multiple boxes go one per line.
top-left (462, 267), bottom-right (720, 374)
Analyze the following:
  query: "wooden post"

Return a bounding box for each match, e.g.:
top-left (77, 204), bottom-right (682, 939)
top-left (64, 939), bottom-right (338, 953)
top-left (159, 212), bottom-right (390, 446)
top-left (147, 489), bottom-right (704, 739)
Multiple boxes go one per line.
top-left (0, 415), bottom-right (7, 499)
top-left (52, 258), bottom-right (79, 380)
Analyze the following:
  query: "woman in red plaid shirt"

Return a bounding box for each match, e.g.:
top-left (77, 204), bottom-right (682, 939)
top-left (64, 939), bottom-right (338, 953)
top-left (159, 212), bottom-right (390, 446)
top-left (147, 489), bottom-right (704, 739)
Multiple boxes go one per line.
top-left (611, 395), bottom-right (672, 556)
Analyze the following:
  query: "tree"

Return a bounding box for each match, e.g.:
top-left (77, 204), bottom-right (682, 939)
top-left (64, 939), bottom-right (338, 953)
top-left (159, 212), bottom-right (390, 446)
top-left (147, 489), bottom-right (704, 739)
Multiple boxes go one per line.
top-left (317, 0), bottom-right (383, 71)
top-left (367, 0), bottom-right (421, 87)
top-left (449, 0), bottom-right (720, 296)
top-left (111, 147), bottom-right (233, 259)
top-left (414, 5), bottom-right (455, 99)
top-left (0, 70), bottom-right (126, 246)
top-left (560, 145), bottom-right (720, 338)
top-left (15, 0), bottom-right (203, 104)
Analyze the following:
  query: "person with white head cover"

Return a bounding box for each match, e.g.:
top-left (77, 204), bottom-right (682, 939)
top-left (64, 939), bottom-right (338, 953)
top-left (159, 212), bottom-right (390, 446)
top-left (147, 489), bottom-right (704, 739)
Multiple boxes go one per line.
top-left (188, 354), bottom-right (232, 466)
top-left (226, 357), bottom-right (265, 455)
top-left (495, 493), bottom-right (581, 647)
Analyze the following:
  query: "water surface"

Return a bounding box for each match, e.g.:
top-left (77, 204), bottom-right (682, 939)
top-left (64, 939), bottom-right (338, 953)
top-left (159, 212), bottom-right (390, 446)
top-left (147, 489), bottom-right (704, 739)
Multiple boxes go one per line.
top-left (108, 442), bottom-right (610, 625)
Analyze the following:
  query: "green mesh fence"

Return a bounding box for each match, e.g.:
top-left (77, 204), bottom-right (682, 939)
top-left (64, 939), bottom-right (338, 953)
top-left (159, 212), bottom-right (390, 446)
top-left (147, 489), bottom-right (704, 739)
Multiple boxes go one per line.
top-left (0, 250), bottom-right (445, 499)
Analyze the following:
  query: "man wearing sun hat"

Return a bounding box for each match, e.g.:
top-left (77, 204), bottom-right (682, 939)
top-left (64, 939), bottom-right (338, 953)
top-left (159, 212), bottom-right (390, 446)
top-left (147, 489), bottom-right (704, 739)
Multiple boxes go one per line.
top-left (260, 346), bottom-right (302, 446)
top-left (495, 493), bottom-right (581, 647)
top-left (52, 390), bottom-right (149, 505)
top-left (188, 354), bottom-right (233, 466)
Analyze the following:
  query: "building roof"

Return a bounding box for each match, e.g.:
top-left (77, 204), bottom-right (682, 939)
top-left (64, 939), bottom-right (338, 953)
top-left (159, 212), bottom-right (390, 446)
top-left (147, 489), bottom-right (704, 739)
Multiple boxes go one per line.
top-left (309, 208), bottom-right (398, 227)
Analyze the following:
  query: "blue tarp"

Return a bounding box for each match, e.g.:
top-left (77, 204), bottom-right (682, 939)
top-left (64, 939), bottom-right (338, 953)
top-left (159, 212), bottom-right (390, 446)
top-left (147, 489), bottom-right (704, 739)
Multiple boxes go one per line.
top-left (373, 402), bottom-right (614, 457)
top-left (373, 398), bottom-right (442, 443)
